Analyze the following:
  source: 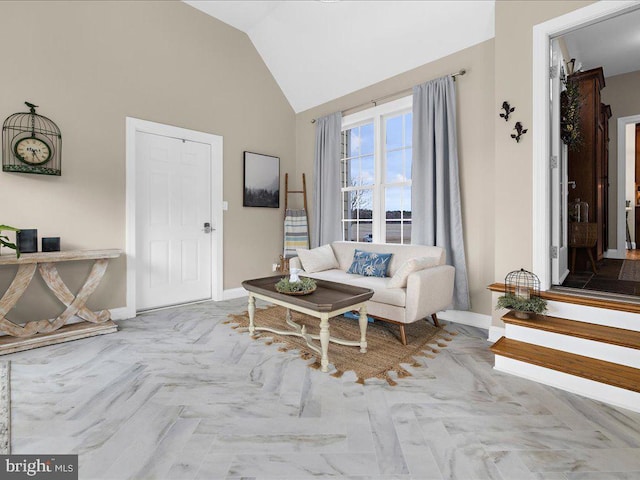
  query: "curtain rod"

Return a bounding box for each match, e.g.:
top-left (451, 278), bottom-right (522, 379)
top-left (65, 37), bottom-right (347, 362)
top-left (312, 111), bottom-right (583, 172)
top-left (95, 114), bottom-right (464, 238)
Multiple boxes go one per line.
top-left (310, 68), bottom-right (466, 123)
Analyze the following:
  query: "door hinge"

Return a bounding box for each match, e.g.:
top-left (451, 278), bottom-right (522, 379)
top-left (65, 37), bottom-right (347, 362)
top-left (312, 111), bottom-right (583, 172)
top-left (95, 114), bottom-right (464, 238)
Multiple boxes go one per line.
top-left (551, 246), bottom-right (558, 259)
top-left (550, 65), bottom-right (559, 79)
top-left (550, 155), bottom-right (558, 169)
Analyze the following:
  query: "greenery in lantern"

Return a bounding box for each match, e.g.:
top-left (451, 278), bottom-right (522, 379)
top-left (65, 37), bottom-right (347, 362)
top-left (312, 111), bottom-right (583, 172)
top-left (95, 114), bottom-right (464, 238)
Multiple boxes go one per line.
top-left (496, 293), bottom-right (548, 316)
top-left (497, 268), bottom-right (548, 319)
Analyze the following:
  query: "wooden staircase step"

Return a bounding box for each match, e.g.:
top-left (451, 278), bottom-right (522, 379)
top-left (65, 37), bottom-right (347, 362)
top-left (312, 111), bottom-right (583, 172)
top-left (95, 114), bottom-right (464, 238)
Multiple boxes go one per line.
top-left (488, 283), bottom-right (640, 314)
top-left (490, 337), bottom-right (640, 393)
top-left (501, 311), bottom-right (640, 350)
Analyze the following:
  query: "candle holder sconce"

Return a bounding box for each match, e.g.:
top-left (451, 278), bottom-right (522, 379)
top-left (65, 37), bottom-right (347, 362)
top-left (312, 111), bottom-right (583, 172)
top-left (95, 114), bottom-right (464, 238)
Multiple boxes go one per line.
top-left (511, 121), bottom-right (528, 143)
top-left (499, 101), bottom-right (515, 122)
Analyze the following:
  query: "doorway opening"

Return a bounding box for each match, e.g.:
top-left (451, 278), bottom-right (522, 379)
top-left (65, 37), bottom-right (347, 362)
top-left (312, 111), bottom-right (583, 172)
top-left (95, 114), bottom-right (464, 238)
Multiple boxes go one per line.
top-left (540, 4), bottom-right (640, 299)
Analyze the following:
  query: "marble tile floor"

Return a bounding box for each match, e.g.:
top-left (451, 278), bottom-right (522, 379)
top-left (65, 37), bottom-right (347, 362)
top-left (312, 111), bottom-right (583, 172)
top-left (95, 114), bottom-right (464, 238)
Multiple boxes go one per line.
top-left (7, 298), bottom-right (640, 480)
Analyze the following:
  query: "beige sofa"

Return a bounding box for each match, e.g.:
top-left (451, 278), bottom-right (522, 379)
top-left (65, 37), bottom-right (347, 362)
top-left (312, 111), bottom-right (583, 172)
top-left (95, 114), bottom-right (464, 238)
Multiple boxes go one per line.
top-left (289, 241), bottom-right (455, 344)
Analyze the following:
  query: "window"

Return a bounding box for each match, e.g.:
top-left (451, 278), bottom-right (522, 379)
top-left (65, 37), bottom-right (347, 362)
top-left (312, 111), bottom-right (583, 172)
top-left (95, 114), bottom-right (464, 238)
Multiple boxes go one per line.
top-left (341, 96), bottom-right (412, 244)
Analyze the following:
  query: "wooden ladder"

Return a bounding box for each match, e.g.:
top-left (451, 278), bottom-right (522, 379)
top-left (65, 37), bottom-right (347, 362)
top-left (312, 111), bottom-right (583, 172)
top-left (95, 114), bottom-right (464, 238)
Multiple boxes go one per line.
top-left (279, 173), bottom-right (309, 272)
top-left (284, 173), bottom-right (308, 212)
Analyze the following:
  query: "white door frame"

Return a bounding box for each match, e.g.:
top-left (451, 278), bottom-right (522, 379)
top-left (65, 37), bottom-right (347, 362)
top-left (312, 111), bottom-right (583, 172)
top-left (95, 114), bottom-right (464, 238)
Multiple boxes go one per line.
top-left (532, 0), bottom-right (639, 290)
top-left (125, 117), bottom-right (224, 316)
top-left (619, 114), bottom-right (640, 248)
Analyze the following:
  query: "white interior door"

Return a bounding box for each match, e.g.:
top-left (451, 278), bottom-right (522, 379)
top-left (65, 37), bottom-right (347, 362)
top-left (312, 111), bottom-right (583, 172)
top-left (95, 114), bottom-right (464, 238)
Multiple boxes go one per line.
top-left (136, 131), bottom-right (212, 310)
top-left (551, 38), bottom-right (569, 284)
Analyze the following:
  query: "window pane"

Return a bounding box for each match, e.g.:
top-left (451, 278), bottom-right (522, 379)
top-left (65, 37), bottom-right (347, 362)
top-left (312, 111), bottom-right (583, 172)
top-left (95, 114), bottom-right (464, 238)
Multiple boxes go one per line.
top-left (406, 147), bottom-right (412, 180)
top-left (340, 158), bottom-right (348, 188)
top-left (385, 186), bottom-right (411, 244)
top-left (404, 113), bottom-right (413, 146)
top-left (347, 128), bottom-right (359, 158)
top-left (345, 189), bottom-right (373, 218)
top-left (348, 158), bottom-right (360, 186)
top-left (385, 115), bottom-right (403, 151)
top-left (403, 222), bottom-right (412, 244)
top-left (360, 123), bottom-right (374, 155)
top-left (386, 150), bottom-right (404, 183)
top-left (385, 187), bottom-right (404, 216)
top-left (359, 222), bottom-right (373, 242)
top-left (343, 221), bottom-right (357, 242)
top-left (386, 221), bottom-right (401, 244)
top-left (342, 191), bottom-right (354, 219)
top-left (343, 221), bottom-right (373, 242)
top-left (361, 155), bottom-right (374, 186)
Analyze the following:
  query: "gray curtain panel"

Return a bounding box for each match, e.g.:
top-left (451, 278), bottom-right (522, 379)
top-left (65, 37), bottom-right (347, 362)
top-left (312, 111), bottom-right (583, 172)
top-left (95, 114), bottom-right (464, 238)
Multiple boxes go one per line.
top-left (312, 112), bottom-right (342, 248)
top-left (412, 76), bottom-right (470, 310)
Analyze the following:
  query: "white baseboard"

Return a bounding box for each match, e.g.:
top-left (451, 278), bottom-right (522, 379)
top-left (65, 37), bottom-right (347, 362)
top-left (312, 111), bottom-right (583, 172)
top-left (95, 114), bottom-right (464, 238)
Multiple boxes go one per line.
top-left (604, 249), bottom-right (625, 259)
top-left (438, 310), bottom-right (491, 330)
top-left (494, 355), bottom-right (640, 414)
top-left (488, 326), bottom-right (505, 343)
top-left (110, 306), bottom-right (135, 321)
top-left (223, 287), bottom-right (248, 300)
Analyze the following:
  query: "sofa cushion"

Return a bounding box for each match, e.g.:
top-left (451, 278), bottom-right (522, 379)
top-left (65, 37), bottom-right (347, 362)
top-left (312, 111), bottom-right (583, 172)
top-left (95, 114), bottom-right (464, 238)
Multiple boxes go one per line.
top-left (304, 270), bottom-right (406, 307)
top-left (330, 241), bottom-right (446, 276)
top-left (346, 249), bottom-right (392, 277)
top-left (387, 256), bottom-right (438, 288)
top-left (296, 244), bottom-right (339, 273)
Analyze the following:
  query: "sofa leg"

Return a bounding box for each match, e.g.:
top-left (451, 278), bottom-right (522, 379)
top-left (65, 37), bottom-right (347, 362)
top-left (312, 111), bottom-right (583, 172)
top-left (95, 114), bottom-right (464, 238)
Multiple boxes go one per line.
top-left (431, 313), bottom-right (440, 327)
top-left (398, 324), bottom-right (407, 345)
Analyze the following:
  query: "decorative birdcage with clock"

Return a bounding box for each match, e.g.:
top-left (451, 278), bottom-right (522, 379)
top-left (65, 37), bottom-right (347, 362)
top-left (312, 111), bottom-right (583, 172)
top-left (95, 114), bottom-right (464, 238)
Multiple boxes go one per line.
top-left (2, 101), bottom-right (62, 176)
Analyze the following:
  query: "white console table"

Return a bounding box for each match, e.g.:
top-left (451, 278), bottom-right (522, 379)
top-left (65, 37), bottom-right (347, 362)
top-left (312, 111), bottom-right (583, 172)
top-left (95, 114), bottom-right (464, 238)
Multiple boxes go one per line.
top-left (0, 249), bottom-right (122, 355)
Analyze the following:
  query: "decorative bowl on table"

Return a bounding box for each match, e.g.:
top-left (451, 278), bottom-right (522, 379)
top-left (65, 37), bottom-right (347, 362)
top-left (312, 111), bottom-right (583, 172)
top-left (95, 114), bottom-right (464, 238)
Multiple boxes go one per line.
top-left (275, 277), bottom-right (317, 296)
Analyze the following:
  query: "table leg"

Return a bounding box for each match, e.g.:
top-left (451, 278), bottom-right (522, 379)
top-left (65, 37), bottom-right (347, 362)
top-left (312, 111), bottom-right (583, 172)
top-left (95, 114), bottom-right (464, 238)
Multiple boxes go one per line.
top-left (319, 313), bottom-right (330, 372)
top-left (358, 305), bottom-right (368, 353)
top-left (248, 294), bottom-right (256, 335)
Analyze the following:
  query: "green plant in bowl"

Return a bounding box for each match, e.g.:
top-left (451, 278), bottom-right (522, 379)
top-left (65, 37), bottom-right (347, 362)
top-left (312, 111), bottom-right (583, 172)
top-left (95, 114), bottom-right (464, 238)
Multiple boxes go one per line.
top-left (275, 276), bottom-right (317, 295)
top-left (0, 225), bottom-right (20, 258)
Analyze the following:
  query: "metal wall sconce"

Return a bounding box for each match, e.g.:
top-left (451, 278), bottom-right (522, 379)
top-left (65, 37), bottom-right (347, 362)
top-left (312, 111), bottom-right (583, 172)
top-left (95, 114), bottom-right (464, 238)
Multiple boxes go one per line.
top-left (499, 101), bottom-right (514, 121)
top-left (511, 122), bottom-right (528, 143)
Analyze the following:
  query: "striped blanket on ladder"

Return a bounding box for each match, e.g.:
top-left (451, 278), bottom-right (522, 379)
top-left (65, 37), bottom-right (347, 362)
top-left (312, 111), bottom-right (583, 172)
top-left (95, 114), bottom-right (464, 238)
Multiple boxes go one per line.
top-left (284, 209), bottom-right (309, 258)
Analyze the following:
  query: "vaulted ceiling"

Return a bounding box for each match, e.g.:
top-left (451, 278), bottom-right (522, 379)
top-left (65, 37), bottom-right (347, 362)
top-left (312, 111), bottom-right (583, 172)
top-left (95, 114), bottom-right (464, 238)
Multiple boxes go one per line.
top-left (184, 1), bottom-right (495, 113)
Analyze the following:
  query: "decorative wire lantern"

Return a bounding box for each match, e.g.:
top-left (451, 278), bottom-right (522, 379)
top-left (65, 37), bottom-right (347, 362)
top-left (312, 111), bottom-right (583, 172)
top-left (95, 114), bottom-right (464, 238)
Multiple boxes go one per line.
top-left (504, 268), bottom-right (540, 301)
top-left (2, 102), bottom-right (62, 176)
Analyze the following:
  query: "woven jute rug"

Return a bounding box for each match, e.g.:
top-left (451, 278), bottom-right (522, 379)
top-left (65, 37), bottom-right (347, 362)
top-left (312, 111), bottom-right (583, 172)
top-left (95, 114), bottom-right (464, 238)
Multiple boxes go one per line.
top-left (226, 306), bottom-right (455, 385)
top-left (618, 260), bottom-right (640, 282)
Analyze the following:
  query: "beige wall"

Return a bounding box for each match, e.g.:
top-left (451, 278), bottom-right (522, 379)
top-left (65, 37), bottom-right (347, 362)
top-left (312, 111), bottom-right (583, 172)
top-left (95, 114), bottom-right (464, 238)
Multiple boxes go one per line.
top-left (0, 1), bottom-right (295, 321)
top-left (602, 70), bottom-right (640, 248)
top-left (296, 40), bottom-right (496, 315)
top-left (493, 0), bottom-right (594, 281)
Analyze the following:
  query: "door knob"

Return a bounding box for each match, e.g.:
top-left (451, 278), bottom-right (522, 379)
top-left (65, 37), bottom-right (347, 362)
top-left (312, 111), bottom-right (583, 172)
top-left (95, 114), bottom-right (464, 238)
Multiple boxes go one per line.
top-left (203, 222), bottom-right (212, 234)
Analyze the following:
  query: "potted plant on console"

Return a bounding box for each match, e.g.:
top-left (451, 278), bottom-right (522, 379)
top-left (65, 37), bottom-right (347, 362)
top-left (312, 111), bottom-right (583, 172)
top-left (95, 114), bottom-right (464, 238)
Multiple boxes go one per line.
top-left (0, 225), bottom-right (20, 258)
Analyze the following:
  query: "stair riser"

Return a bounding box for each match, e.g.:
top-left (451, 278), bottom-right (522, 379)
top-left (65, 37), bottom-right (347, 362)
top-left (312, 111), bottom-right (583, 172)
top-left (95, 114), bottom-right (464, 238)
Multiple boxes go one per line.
top-left (494, 355), bottom-right (640, 413)
top-left (506, 324), bottom-right (640, 369)
top-left (546, 300), bottom-right (640, 331)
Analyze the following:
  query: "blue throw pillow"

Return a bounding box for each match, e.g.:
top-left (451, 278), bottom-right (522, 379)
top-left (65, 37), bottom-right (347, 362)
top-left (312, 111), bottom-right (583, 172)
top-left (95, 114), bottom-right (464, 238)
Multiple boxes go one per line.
top-left (347, 249), bottom-right (392, 277)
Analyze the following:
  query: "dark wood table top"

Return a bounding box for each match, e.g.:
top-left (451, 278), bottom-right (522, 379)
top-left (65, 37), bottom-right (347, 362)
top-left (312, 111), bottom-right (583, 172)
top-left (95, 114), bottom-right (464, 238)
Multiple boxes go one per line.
top-left (242, 276), bottom-right (374, 312)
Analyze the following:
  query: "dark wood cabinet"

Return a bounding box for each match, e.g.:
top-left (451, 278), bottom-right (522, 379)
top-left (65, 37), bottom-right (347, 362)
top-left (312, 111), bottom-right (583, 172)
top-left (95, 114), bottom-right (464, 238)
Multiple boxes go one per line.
top-left (568, 67), bottom-right (610, 268)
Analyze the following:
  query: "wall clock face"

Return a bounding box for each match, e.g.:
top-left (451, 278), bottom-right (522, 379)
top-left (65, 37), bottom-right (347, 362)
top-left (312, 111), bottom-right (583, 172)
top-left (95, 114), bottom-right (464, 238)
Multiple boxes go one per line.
top-left (13, 136), bottom-right (52, 166)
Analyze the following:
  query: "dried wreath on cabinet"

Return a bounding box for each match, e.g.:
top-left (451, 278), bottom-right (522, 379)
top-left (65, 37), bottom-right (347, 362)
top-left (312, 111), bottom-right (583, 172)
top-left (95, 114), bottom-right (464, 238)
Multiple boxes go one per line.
top-left (560, 77), bottom-right (583, 151)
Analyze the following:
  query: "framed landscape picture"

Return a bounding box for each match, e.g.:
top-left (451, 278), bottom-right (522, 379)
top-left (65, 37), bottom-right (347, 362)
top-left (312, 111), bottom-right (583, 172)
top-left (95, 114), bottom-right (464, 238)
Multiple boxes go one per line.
top-left (243, 151), bottom-right (280, 208)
